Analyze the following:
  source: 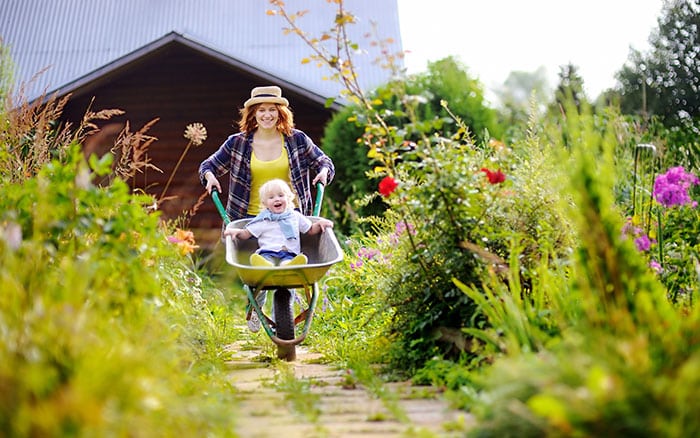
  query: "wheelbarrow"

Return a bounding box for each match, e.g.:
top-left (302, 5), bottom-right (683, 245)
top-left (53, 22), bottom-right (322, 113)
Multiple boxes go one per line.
top-left (210, 184), bottom-right (343, 361)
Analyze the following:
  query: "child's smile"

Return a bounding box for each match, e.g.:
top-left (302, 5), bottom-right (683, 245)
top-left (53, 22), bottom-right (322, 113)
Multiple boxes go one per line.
top-left (265, 192), bottom-right (288, 214)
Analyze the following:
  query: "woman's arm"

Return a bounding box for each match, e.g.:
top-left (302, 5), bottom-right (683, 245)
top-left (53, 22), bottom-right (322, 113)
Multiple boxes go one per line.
top-left (296, 130), bottom-right (335, 184)
top-left (198, 134), bottom-right (239, 188)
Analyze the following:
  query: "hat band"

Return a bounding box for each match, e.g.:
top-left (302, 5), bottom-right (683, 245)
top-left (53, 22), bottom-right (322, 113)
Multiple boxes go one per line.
top-left (254, 93), bottom-right (277, 97)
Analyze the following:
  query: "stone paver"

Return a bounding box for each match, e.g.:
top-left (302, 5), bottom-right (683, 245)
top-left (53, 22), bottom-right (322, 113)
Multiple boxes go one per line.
top-left (225, 337), bottom-right (472, 437)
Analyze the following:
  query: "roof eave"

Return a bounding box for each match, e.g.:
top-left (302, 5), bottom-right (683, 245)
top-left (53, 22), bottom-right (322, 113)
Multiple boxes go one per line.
top-left (36, 31), bottom-right (344, 110)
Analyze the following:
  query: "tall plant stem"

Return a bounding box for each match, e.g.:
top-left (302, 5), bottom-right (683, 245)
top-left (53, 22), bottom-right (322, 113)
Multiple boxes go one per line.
top-left (159, 142), bottom-right (192, 201)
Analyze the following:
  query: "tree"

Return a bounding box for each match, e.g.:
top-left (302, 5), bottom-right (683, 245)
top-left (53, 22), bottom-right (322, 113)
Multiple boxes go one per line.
top-left (320, 57), bottom-right (505, 233)
top-left (548, 63), bottom-right (589, 116)
top-left (407, 56), bottom-right (503, 143)
top-left (615, 0), bottom-right (700, 123)
top-left (494, 66), bottom-right (551, 130)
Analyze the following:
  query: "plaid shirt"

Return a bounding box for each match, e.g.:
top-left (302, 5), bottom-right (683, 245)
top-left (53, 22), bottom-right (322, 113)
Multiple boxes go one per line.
top-left (199, 129), bottom-right (335, 221)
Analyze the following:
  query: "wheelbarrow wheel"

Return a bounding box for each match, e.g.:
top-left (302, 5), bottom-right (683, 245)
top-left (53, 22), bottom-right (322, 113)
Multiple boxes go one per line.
top-left (273, 288), bottom-right (296, 361)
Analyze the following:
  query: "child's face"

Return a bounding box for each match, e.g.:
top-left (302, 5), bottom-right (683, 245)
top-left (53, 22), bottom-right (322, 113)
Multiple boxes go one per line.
top-left (262, 189), bottom-right (289, 214)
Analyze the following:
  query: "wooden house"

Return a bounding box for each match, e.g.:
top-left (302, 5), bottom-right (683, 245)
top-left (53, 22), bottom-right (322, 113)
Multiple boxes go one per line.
top-left (0, 0), bottom-right (403, 247)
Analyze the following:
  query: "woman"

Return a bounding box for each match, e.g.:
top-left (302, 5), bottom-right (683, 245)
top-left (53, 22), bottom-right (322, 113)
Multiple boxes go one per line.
top-left (199, 85), bottom-right (334, 220)
top-left (199, 85), bottom-right (335, 332)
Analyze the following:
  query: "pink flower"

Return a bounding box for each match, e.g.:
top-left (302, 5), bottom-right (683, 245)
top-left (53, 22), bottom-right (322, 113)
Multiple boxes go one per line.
top-left (634, 235), bottom-right (651, 252)
top-left (653, 166), bottom-right (699, 208)
top-left (649, 260), bottom-right (663, 274)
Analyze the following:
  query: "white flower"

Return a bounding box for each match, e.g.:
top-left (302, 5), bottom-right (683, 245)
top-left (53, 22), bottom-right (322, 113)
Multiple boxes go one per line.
top-left (184, 123), bottom-right (207, 146)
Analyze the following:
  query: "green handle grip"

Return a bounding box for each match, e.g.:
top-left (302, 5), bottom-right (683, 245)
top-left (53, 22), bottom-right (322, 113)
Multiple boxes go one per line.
top-left (211, 188), bottom-right (230, 226)
top-left (313, 183), bottom-right (325, 217)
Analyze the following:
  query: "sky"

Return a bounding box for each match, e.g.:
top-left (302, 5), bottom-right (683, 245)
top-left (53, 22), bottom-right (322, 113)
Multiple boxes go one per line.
top-left (396, 0), bottom-right (665, 103)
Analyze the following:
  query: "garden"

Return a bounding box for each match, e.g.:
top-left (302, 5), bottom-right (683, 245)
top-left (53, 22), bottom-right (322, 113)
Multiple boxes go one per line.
top-left (2, 1), bottom-right (700, 436)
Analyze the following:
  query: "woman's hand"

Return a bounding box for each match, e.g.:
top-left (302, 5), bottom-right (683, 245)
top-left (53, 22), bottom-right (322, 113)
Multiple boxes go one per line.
top-left (204, 171), bottom-right (222, 194)
top-left (312, 167), bottom-right (329, 186)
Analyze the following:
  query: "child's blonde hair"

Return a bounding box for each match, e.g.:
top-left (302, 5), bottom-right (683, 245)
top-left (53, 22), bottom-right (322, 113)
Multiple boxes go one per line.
top-left (259, 179), bottom-right (296, 207)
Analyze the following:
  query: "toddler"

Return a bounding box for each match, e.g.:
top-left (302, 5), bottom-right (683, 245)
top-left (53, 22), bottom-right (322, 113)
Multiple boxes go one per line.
top-left (224, 178), bottom-right (333, 266)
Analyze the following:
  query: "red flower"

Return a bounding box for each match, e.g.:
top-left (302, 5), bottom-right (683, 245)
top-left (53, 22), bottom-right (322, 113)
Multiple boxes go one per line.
top-left (480, 168), bottom-right (506, 184)
top-left (378, 176), bottom-right (398, 197)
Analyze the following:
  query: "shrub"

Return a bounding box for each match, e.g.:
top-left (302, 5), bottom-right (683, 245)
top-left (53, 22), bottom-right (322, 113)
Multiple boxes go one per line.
top-left (458, 105), bottom-right (700, 437)
top-left (320, 57), bottom-right (505, 235)
top-left (333, 108), bottom-right (574, 375)
top-left (0, 146), bottom-right (239, 436)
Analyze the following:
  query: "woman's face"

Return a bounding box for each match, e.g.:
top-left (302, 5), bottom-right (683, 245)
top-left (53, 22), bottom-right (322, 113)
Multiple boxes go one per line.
top-left (255, 103), bottom-right (279, 130)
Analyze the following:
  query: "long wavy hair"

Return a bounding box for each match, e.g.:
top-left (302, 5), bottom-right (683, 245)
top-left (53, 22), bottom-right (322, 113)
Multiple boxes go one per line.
top-left (238, 103), bottom-right (295, 136)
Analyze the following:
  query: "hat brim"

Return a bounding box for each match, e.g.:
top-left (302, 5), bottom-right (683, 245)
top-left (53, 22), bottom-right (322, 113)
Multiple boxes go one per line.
top-left (243, 96), bottom-right (289, 108)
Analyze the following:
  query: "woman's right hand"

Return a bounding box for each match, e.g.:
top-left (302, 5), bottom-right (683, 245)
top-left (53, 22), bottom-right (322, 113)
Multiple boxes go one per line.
top-left (204, 171), bottom-right (222, 194)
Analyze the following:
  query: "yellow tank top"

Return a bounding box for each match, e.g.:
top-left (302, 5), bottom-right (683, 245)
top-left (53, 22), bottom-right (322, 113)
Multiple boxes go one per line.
top-left (248, 146), bottom-right (291, 215)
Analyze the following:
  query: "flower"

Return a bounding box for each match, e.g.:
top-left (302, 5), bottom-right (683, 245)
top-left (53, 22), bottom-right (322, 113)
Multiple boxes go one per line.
top-left (184, 122), bottom-right (207, 146)
top-left (634, 235), bottom-right (651, 252)
top-left (622, 217), bottom-right (655, 253)
top-left (390, 221), bottom-right (416, 244)
top-left (653, 166), bottom-right (699, 208)
top-left (167, 228), bottom-right (199, 256)
top-left (480, 168), bottom-right (506, 184)
top-left (649, 260), bottom-right (663, 274)
top-left (378, 176), bottom-right (398, 197)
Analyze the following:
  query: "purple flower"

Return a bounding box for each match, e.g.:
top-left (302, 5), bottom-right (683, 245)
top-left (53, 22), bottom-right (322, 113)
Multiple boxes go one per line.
top-left (621, 218), bottom-right (643, 238)
top-left (390, 221), bottom-right (416, 244)
top-left (634, 235), bottom-right (652, 252)
top-left (357, 247), bottom-right (380, 260)
top-left (350, 259), bottom-right (364, 271)
top-left (649, 260), bottom-right (663, 274)
top-left (653, 166), bottom-right (699, 208)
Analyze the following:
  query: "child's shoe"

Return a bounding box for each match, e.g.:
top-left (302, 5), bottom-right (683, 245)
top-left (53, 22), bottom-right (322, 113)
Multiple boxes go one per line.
top-left (250, 253), bottom-right (274, 266)
top-left (280, 254), bottom-right (308, 266)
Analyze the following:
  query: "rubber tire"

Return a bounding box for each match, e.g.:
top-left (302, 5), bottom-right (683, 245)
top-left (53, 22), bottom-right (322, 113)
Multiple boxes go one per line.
top-left (273, 288), bottom-right (296, 361)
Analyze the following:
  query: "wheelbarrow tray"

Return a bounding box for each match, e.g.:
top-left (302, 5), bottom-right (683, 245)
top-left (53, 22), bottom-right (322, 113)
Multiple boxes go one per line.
top-left (225, 217), bottom-right (344, 289)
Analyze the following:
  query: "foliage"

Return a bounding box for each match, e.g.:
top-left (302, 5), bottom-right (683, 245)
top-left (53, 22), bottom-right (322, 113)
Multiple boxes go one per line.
top-left (273, 2), bottom-right (700, 435)
top-left (649, 116), bottom-right (700, 177)
top-left (328, 110), bottom-right (573, 374)
top-left (319, 57), bottom-right (505, 235)
top-left (0, 41), bottom-right (13, 107)
top-left (0, 146), bottom-right (239, 436)
top-left (0, 82), bottom-right (239, 435)
top-left (494, 66), bottom-right (551, 135)
top-left (319, 104), bottom-right (386, 233)
top-left (460, 106), bottom-right (700, 437)
top-left (405, 57), bottom-right (503, 144)
top-left (624, 159), bottom-right (700, 305)
top-left (547, 63), bottom-right (589, 116)
top-left (615, 0), bottom-right (700, 123)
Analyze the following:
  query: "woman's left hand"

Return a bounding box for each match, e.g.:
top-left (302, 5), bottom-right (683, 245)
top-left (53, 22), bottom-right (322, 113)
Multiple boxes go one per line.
top-left (312, 167), bottom-right (329, 186)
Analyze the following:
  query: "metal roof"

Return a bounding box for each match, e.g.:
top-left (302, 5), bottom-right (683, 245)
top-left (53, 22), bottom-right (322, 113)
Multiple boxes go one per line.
top-left (0, 0), bottom-right (403, 103)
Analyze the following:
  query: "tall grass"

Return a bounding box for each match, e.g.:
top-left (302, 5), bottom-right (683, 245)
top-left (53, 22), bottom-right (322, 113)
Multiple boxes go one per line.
top-left (458, 105), bottom-right (700, 437)
top-left (1, 71), bottom-right (240, 436)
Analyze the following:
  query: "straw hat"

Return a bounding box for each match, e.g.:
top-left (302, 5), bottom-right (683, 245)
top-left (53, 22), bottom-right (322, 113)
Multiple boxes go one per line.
top-left (243, 86), bottom-right (289, 108)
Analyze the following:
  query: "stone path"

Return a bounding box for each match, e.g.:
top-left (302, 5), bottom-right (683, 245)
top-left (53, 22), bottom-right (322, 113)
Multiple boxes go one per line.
top-left (225, 337), bottom-right (473, 437)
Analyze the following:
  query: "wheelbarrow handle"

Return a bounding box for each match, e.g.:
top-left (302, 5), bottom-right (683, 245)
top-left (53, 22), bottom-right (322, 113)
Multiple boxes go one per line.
top-left (210, 188), bottom-right (231, 226)
top-left (313, 182), bottom-right (325, 217)
top-left (212, 182), bottom-right (323, 224)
